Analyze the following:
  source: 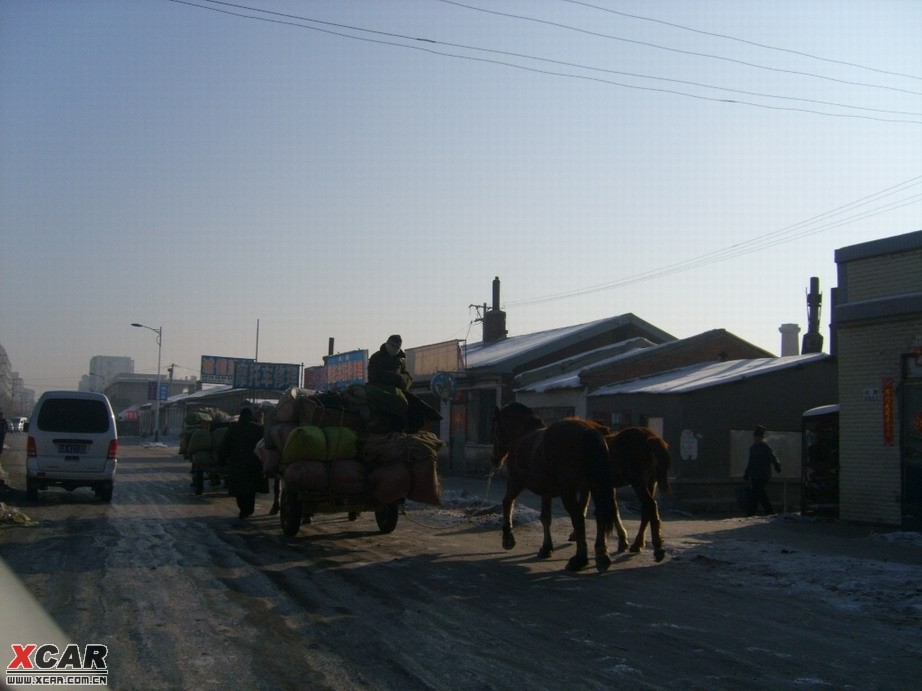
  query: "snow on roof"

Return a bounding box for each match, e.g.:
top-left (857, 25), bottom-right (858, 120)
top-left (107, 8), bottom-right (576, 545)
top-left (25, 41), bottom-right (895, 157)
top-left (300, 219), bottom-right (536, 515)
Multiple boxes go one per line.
top-left (463, 319), bottom-right (609, 369)
top-left (589, 353), bottom-right (830, 396)
top-left (803, 403), bottom-right (839, 417)
top-left (463, 314), bottom-right (672, 371)
top-left (515, 342), bottom-right (654, 393)
top-left (516, 372), bottom-right (584, 393)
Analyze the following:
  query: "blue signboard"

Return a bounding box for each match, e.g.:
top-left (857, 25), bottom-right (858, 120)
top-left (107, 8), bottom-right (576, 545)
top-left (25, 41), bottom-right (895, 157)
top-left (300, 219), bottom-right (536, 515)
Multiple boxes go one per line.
top-left (200, 355), bottom-right (254, 385)
top-left (430, 372), bottom-right (457, 401)
top-left (147, 381), bottom-right (170, 401)
top-left (324, 350), bottom-right (367, 391)
top-left (232, 361), bottom-right (301, 390)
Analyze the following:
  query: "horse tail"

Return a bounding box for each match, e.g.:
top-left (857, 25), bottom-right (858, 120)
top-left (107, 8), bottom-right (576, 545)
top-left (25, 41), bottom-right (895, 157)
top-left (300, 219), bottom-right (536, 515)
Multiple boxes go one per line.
top-left (582, 427), bottom-right (616, 535)
top-left (650, 434), bottom-right (672, 495)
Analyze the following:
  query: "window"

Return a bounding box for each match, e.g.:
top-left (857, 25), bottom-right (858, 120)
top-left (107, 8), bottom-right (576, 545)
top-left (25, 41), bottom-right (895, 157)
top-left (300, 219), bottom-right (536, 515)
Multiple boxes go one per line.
top-left (608, 411), bottom-right (631, 431)
top-left (37, 399), bottom-right (110, 434)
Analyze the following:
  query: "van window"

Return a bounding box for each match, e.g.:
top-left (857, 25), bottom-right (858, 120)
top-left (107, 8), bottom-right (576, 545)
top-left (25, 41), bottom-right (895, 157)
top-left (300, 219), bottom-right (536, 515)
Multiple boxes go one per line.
top-left (37, 399), bottom-right (110, 433)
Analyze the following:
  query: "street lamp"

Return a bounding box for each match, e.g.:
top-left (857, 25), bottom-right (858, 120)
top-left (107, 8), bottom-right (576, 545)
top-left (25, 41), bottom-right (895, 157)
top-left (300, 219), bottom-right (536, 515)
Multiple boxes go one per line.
top-left (131, 322), bottom-right (163, 442)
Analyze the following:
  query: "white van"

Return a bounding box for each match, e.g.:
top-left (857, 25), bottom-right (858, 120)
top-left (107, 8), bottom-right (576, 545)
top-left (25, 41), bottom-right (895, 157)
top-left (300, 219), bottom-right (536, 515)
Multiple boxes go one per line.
top-left (26, 391), bottom-right (118, 502)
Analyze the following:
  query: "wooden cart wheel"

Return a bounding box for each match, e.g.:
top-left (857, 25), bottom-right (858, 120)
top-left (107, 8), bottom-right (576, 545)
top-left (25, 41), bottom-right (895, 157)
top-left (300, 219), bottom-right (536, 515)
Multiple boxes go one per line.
top-left (280, 486), bottom-right (302, 536)
top-left (375, 502), bottom-right (399, 534)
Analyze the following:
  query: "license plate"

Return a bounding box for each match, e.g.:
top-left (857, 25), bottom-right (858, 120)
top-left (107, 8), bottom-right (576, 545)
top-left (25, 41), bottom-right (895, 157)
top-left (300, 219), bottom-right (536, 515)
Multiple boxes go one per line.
top-left (58, 443), bottom-right (88, 454)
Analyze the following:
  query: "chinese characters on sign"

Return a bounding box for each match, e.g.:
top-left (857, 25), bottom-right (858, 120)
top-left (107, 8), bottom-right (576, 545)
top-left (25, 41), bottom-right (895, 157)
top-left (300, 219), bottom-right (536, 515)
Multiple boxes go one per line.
top-left (882, 377), bottom-right (894, 446)
top-left (303, 365), bottom-right (327, 390)
top-left (201, 355), bottom-right (299, 389)
top-left (324, 350), bottom-right (368, 390)
top-left (147, 381), bottom-right (169, 401)
top-left (233, 362), bottom-right (300, 390)
top-left (200, 356), bottom-right (254, 385)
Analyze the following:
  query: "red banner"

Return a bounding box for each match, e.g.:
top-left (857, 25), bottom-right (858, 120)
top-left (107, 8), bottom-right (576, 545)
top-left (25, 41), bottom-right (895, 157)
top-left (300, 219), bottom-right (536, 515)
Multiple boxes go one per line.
top-left (882, 378), bottom-right (894, 446)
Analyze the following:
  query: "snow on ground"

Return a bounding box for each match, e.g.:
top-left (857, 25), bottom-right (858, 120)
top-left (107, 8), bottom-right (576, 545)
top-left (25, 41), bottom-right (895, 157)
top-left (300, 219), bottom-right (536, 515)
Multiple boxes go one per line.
top-left (674, 519), bottom-right (922, 621)
top-left (409, 490), bottom-right (922, 624)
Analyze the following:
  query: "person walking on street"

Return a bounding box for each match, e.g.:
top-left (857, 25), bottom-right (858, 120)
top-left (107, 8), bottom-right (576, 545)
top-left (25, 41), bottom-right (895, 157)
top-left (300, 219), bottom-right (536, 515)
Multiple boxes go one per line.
top-left (0, 410), bottom-right (7, 456)
top-left (216, 407), bottom-right (267, 519)
top-left (744, 425), bottom-right (782, 516)
top-left (0, 410), bottom-right (7, 490)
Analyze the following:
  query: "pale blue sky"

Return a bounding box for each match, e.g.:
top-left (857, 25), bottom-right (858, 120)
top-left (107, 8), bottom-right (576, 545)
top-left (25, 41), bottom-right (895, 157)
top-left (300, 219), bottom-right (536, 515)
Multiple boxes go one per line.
top-left (1, 0), bottom-right (920, 395)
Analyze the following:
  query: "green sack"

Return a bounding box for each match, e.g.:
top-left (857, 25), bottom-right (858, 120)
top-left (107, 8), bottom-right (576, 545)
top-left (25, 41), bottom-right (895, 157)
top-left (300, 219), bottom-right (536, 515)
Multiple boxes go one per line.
top-left (283, 425), bottom-right (327, 465)
top-left (188, 428), bottom-right (213, 454)
top-left (324, 426), bottom-right (358, 460)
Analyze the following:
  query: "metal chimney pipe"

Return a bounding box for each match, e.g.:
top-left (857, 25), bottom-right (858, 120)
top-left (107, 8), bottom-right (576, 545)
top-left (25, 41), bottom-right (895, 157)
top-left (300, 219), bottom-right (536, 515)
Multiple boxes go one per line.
top-left (492, 276), bottom-right (501, 311)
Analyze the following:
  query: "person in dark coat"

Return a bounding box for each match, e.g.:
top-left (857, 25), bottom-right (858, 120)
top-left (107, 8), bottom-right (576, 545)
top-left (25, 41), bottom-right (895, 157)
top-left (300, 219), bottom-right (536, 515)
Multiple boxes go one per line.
top-left (366, 335), bottom-right (441, 433)
top-left (366, 335), bottom-right (413, 433)
top-left (743, 425), bottom-right (782, 516)
top-left (216, 407), bottom-right (267, 519)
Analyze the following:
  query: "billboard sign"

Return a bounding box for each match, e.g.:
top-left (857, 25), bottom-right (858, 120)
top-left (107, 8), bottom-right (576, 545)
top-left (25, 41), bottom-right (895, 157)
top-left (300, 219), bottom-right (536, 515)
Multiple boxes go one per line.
top-left (406, 340), bottom-right (463, 378)
top-left (146, 381), bottom-right (169, 401)
top-left (232, 361), bottom-right (301, 390)
top-left (324, 350), bottom-right (367, 390)
top-left (200, 355), bottom-right (254, 385)
top-left (303, 365), bottom-right (327, 391)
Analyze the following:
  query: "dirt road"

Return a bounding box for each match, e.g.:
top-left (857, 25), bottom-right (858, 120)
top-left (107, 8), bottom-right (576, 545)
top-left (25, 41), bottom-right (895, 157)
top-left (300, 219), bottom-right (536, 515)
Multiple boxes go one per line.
top-left (1, 435), bottom-right (920, 690)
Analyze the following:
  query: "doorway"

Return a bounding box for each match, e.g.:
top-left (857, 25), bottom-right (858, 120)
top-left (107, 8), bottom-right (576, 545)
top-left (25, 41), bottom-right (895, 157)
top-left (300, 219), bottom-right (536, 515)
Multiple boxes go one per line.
top-left (902, 372), bottom-right (922, 529)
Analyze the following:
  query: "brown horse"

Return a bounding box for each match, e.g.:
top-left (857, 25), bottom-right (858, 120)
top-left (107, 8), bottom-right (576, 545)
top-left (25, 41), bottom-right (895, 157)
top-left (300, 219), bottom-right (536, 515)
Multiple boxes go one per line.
top-left (491, 403), bottom-right (617, 572)
top-left (604, 426), bottom-right (671, 562)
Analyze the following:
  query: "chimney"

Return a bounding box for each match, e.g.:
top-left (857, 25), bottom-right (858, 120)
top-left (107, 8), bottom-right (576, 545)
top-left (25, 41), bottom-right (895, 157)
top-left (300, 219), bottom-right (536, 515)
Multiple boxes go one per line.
top-left (482, 276), bottom-right (508, 343)
top-left (779, 323), bottom-right (801, 356)
top-left (801, 277), bottom-right (824, 354)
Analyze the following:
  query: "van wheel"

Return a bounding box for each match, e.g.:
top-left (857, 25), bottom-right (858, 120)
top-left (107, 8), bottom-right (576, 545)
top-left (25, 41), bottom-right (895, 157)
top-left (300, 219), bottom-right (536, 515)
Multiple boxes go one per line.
top-left (96, 482), bottom-right (113, 503)
top-left (26, 477), bottom-right (38, 502)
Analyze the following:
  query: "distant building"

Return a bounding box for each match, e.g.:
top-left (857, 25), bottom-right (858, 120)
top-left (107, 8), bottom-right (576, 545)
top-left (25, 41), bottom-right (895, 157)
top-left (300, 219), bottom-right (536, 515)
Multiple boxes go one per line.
top-left (80, 355), bottom-right (135, 392)
top-left (0, 343), bottom-right (35, 416)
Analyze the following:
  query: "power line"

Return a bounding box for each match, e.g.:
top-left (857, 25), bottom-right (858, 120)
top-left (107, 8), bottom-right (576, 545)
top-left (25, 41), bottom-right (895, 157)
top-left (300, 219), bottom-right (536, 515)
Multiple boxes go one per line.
top-left (167, 0), bottom-right (922, 124)
top-left (557, 0), bottom-right (922, 82)
top-left (439, 0), bottom-right (922, 97)
top-left (505, 176), bottom-right (922, 307)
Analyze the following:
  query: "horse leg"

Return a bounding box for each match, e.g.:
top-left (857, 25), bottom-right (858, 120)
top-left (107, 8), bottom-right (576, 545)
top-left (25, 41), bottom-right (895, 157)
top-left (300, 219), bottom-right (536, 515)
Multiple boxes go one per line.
top-left (561, 493), bottom-right (589, 571)
top-left (647, 483), bottom-right (666, 562)
top-left (501, 483), bottom-right (522, 551)
top-left (593, 496), bottom-right (613, 573)
top-left (269, 475), bottom-right (280, 515)
top-left (629, 484), bottom-right (651, 554)
top-left (568, 490), bottom-right (590, 542)
top-left (537, 496), bottom-right (554, 559)
top-left (627, 483), bottom-right (666, 561)
top-left (612, 489), bottom-right (629, 553)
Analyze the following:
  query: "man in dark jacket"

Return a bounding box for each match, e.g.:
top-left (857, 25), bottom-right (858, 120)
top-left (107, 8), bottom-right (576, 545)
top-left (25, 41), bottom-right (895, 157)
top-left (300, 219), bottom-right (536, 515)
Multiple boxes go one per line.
top-left (367, 335), bottom-right (441, 433)
top-left (216, 407), bottom-right (267, 519)
top-left (366, 335), bottom-right (413, 433)
top-left (743, 425), bottom-right (782, 516)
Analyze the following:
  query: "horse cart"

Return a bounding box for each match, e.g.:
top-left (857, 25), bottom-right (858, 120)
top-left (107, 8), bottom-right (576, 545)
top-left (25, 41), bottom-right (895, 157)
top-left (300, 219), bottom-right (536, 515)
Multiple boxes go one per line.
top-left (261, 387), bottom-right (443, 538)
top-left (179, 410), bottom-right (232, 496)
top-left (278, 460), bottom-right (402, 536)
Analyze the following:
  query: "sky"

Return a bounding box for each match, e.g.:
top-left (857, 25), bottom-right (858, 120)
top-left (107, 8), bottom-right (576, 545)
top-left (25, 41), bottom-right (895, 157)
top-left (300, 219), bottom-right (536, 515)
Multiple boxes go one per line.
top-left (1, 0), bottom-right (920, 396)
